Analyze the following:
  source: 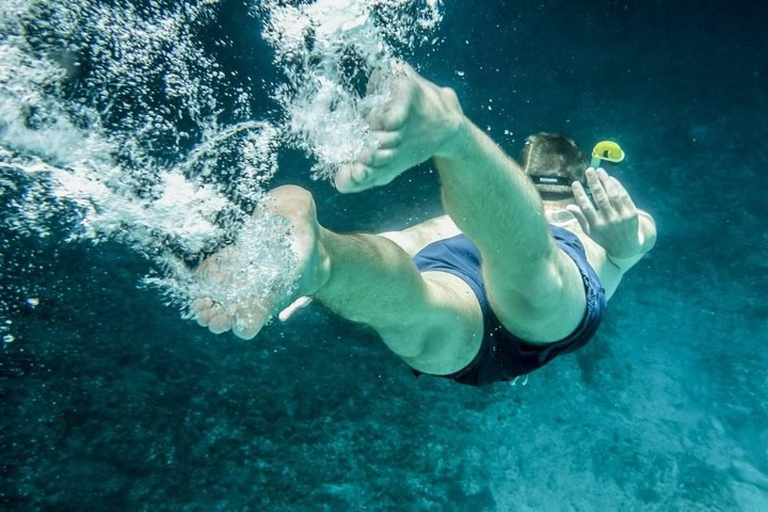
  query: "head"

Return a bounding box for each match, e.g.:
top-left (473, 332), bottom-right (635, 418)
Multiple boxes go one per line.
top-left (521, 133), bottom-right (587, 207)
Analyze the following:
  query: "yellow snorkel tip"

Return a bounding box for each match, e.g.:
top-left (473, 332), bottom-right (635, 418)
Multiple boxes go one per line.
top-left (590, 140), bottom-right (625, 168)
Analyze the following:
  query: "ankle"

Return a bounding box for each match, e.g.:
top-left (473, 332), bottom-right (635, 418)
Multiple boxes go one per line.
top-left (434, 113), bottom-right (471, 161)
top-left (314, 228), bottom-right (350, 303)
top-left (308, 226), bottom-right (334, 290)
top-left (430, 84), bottom-right (469, 160)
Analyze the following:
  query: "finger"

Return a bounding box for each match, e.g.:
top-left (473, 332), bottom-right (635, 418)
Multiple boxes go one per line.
top-left (572, 180), bottom-right (598, 224)
top-left (599, 173), bottom-right (624, 211)
top-left (586, 168), bottom-right (611, 212)
top-left (605, 177), bottom-right (627, 212)
top-left (597, 168), bottom-right (626, 212)
top-left (278, 296), bottom-right (312, 322)
top-left (596, 168), bottom-right (613, 192)
top-left (565, 204), bottom-right (590, 235)
top-left (609, 177), bottom-right (637, 212)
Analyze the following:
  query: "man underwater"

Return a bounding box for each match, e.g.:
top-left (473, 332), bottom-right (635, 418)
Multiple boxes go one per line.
top-left (194, 62), bottom-right (657, 386)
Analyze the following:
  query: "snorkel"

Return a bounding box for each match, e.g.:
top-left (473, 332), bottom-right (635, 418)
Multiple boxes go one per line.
top-left (590, 140), bottom-right (625, 169)
top-left (525, 135), bottom-right (625, 200)
top-left (584, 140), bottom-right (625, 199)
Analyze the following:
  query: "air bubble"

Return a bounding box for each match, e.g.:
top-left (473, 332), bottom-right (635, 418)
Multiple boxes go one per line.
top-left (1, 0), bottom-right (444, 321)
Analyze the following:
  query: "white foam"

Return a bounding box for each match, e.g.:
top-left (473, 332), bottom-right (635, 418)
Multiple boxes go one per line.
top-left (0, 0), bottom-right (443, 331)
top-left (261, 0), bottom-right (443, 180)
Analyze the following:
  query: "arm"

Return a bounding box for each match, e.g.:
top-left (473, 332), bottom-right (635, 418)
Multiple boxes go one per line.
top-left (602, 211), bottom-right (656, 272)
top-left (567, 167), bottom-right (657, 273)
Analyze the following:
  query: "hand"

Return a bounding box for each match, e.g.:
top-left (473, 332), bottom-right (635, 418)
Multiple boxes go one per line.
top-left (567, 168), bottom-right (643, 260)
top-left (278, 296), bottom-right (312, 322)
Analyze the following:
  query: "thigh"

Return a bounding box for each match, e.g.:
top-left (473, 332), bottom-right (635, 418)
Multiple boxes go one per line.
top-left (482, 245), bottom-right (587, 344)
top-left (379, 271), bottom-right (484, 376)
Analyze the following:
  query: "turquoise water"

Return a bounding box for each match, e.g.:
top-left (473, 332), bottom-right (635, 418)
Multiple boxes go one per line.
top-left (1, 0), bottom-right (767, 510)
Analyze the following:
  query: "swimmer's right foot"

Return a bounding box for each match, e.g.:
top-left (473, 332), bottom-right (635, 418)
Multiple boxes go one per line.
top-left (334, 61), bottom-right (466, 193)
top-left (194, 186), bottom-right (330, 339)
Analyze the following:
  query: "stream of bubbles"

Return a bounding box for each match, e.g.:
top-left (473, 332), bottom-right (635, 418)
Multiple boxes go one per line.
top-left (0, 0), bottom-right (443, 341)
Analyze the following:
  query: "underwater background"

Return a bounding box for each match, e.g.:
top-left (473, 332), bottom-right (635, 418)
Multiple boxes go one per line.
top-left (1, 0), bottom-right (767, 510)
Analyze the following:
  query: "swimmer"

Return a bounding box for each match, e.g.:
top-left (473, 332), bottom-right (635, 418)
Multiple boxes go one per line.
top-left (194, 62), bottom-right (656, 386)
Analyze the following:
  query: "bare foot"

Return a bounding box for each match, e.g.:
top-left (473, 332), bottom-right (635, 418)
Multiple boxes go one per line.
top-left (334, 61), bottom-right (465, 193)
top-left (193, 186), bottom-right (330, 339)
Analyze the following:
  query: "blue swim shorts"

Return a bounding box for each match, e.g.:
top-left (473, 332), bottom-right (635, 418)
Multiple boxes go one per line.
top-left (412, 225), bottom-right (607, 387)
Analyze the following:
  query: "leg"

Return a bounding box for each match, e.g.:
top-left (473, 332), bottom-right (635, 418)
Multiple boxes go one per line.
top-left (335, 63), bottom-right (586, 343)
top-left (315, 229), bottom-right (483, 374)
top-left (432, 122), bottom-right (587, 343)
top-left (195, 186), bottom-right (483, 374)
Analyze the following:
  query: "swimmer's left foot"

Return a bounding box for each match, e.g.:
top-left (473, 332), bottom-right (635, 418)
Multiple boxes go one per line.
top-left (334, 61), bottom-right (465, 193)
top-left (194, 186), bottom-right (330, 340)
top-left (193, 245), bottom-right (271, 339)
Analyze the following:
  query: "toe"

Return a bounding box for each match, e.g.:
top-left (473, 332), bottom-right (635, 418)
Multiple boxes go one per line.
top-left (194, 298), bottom-right (213, 309)
top-left (196, 312), bottom-right (211, 327)
top-left (364, 148), bottom-right (395, 169)
top-left (194, 298), bottom-right (215, 326)
top-left (208, 309), bottom-right (232, 334)
top-left (232, 310), bottom-right (264, 340)
top-left (335, 163), bottom-right (372, 193)
top-left (231, 295), bottom-right (274, 340)
top-left (372, 130), bottom-right (403, 150)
